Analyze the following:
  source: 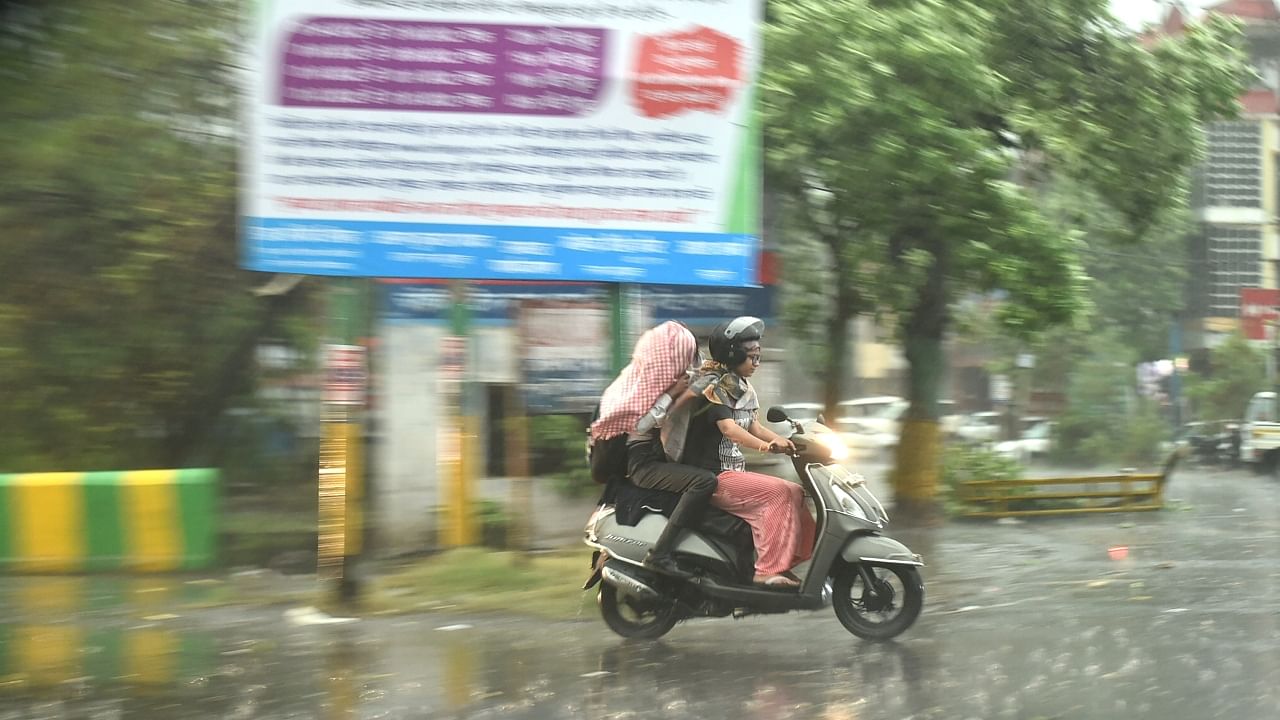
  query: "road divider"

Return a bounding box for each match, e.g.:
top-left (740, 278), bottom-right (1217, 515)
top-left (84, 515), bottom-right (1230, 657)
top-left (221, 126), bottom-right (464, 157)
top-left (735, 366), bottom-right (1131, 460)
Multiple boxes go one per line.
top-left (0, 469), bottom-right (217, 572)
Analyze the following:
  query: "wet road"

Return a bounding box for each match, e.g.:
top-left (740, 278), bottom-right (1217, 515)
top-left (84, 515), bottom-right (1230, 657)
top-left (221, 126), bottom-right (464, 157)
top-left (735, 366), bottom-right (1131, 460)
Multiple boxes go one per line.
top-left (3, 463), bottom-right (1280, 719)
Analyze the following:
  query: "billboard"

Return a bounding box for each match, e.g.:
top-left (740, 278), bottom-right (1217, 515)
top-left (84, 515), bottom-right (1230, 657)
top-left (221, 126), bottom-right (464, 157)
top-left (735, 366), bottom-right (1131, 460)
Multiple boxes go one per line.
top-left (243, 1), bottom-right (762, 286)
top-left (1241, 288), bottom-right (1280, 341)
top-left (518, 300), bottom-right (612, 414)
top-left (380, 279), bottom-right (607, 323)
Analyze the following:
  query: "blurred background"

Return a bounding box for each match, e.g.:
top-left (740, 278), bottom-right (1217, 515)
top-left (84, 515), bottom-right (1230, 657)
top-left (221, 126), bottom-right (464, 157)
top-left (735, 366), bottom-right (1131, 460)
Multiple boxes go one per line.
top-left (4, 0), bottom-right (1280, 717)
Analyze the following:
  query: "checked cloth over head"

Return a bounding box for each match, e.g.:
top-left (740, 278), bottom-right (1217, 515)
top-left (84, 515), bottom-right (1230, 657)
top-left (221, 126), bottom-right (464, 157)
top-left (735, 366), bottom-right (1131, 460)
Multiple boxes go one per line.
top-left (590, 321), bottom-right (698, 442)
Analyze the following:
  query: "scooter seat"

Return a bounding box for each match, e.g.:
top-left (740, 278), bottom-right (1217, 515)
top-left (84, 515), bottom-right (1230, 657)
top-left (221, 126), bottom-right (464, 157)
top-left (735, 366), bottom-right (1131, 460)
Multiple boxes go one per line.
top-left (608, 479), bottom-right (749, 539)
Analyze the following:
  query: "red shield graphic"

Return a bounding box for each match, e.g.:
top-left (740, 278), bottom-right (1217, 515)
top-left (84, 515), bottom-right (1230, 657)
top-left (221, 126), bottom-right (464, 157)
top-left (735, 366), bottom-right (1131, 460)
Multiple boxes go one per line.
top-left (632, 26), bottom-right (743, 119)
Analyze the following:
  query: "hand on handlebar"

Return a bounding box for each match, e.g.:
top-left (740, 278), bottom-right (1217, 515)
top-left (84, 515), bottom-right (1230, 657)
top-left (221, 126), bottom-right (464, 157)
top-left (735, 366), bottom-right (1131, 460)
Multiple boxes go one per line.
top-left (766, 438), bottom-right (797, 455)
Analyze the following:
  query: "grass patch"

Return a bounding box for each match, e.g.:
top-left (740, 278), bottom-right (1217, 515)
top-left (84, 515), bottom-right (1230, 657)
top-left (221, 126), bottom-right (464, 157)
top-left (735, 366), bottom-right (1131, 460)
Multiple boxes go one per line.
top-left (365, 547), bottom-right (593, 620)
top-left (221, 511), bottom-right (317, 535)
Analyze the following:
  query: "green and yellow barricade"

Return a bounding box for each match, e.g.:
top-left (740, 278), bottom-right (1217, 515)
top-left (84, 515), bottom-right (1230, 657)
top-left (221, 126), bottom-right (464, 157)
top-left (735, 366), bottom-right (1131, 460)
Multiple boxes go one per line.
top-left (0, 469), bottom-right (217, 572)
top-left (957, 451), bottom-right (1183, 518)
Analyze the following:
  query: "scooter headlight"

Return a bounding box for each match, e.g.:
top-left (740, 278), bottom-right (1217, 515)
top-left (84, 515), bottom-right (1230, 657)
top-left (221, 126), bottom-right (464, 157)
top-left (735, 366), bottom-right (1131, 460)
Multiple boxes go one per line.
top-left (813, 431), bottom-right (848, 461)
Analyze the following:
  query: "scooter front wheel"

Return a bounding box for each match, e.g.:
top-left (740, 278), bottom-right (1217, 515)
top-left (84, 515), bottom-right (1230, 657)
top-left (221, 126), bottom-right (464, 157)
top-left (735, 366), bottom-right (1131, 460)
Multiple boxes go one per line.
top-left (598, 584), bottom-right (679, 640)
top-left (831, 561), bottom-right (923, 640)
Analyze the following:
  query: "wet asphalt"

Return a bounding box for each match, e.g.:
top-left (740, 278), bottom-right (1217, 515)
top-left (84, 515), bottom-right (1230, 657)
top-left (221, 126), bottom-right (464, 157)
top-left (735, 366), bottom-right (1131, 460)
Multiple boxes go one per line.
top-left (2, 460), bottom-right (1279, 719)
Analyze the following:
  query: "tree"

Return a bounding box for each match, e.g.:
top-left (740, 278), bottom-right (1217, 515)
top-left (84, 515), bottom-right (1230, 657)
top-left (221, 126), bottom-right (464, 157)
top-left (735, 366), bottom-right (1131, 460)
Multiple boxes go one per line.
top-left (763, 0), bottom-right (1247, 512)
top-left (951, 178), bottom-right (1193, 418)
top-left (0, 0), bottom-right (315, 472)
top-left (1185, 333), bottom-right (1267, 422)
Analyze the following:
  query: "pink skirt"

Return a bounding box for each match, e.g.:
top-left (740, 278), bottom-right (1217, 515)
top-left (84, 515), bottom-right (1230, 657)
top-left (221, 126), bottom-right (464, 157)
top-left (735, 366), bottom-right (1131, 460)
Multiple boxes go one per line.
top-left (711, 470), bottom-right (816, 576)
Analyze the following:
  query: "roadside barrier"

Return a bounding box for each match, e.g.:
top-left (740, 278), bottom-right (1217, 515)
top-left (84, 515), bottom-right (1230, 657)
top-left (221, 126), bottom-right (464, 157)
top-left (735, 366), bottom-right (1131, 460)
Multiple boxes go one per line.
top-left (0, 469), bottom-right (217, 572)
top-left (957, 451), bottom-right (1183, 518)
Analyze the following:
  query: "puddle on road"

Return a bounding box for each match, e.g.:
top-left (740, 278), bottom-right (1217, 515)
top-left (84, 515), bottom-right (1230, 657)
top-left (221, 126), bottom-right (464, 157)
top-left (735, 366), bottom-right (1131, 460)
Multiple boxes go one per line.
top-left (1, 571), bottom-right (1277, 719)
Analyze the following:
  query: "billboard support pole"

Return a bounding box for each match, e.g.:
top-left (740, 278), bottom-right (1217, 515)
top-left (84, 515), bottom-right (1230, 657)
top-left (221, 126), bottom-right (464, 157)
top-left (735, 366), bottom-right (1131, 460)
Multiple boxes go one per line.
top-left (610, 284), bottom-right (629, 374)
top-left (319, 277), bottom-right (368, 604)
top-left (441, 280), bottom-right (476, 547)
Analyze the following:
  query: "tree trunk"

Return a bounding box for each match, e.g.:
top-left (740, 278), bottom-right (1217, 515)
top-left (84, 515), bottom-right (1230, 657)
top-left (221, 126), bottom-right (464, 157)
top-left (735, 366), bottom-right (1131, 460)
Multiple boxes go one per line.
top-left (891, 332), bottom-right (944, 507)
top-left (822, 300), bottom-right (852, 424)
top-left (890, 242), bottom-right (948, 521)
top-left (821, 232), bottom-right (857, 423)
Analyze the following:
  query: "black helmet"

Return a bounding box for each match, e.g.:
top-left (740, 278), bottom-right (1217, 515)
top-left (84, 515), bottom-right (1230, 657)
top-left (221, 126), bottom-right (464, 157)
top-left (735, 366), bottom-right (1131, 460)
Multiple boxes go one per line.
top-left (708, 316), bottom-right (764, 366)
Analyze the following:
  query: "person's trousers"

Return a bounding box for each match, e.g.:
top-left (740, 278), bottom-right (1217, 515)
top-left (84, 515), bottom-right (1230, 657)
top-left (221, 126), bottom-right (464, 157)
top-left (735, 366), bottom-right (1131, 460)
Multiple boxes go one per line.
top-left (626, 439), bottom-right (718, 528)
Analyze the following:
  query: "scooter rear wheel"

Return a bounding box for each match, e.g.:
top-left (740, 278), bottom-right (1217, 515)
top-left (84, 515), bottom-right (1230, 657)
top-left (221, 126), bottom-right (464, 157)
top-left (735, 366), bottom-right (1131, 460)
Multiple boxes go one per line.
top-left (598, 584), bottom-right (679, 640)
top-left (831, 561), bottom-right (923, 640)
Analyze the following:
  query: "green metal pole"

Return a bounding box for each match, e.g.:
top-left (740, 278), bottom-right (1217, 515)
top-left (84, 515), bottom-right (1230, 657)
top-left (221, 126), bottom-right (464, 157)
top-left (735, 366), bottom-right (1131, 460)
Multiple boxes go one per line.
top-left (610, 284), bottom-right (628, 373)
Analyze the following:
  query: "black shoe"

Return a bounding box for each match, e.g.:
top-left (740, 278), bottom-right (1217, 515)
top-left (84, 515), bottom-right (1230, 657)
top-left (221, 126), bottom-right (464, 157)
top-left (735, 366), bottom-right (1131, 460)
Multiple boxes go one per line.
top-left (644, 551), bottom-right (691, 578)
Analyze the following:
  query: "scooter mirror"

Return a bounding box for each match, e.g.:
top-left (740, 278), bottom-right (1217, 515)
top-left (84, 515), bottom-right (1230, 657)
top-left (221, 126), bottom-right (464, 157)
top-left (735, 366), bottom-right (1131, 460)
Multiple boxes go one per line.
top-left (766, 406), bottom-right (789, 423)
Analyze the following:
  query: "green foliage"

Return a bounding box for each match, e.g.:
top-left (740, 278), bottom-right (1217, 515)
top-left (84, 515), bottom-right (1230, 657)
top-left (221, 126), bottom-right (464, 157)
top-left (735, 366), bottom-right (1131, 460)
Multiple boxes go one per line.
top-left (214, 400), bottom-right (321, 497)
top-left (529, 414), bottom-right (594, 497)
top-left (1039, 178), bottom-right (1192, 361)
top-left (474, 499), bottom-right (511, 549)
top-left (1185, 333), bottom-right (1267, 421)
top-left (940, 444), bottom-right (1023, 513)
top-left (0, 0), bottom-right (318, 473)
top-left (1051, 335), bottom-right (1170, 466)
top-left (764, 0), bottom-right (1249, 462)
top-left (941, 444), bottom-right (1023, 490)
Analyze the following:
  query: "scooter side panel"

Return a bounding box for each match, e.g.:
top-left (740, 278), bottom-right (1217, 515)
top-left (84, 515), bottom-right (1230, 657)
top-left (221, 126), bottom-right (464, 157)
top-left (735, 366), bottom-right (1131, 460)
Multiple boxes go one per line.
top-left (840, 535), bottom-right (922, 565)
top-left (589, 514), bottom-right (733, 566)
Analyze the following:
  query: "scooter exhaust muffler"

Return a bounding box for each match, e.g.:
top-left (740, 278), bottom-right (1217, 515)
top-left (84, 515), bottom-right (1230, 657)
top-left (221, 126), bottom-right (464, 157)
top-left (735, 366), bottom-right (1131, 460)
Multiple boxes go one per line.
top-left (601, 564), bottom-right (660, 600)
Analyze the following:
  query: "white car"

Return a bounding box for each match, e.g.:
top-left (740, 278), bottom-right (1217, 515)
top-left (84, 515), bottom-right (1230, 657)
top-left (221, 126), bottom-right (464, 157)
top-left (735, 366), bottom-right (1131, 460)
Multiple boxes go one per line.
top-left (763, 402), bottom-right (825, 434)
top-left (994, 421), bottom-right (1055, 464)
top-left (955, 411), bottom-right (1004, 444)
top-left (835, 397), bottom-right (963, 454)
top-left (834, 397), bottom-right (907, 453)
top-left (747, 402), bottom-right (825, 469)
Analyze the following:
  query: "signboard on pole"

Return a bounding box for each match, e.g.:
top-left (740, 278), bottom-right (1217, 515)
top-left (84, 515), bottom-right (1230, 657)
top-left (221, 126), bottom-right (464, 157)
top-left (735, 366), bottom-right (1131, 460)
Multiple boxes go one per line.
top-left (243, 1), bottom-right (762, 286)
top-left (518, 300), bottom-right (611, 413)
top-left (990, 374), bottom-right (1012, 404)
top-left (323, 344), bottom-right (368, 405)
top-left (1241, 288), bottom-right (1280, 341)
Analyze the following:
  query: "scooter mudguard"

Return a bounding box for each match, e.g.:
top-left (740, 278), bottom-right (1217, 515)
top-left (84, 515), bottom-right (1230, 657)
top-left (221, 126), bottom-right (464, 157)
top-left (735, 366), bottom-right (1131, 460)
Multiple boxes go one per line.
top-left (840, 535), bottom-right (923, 566)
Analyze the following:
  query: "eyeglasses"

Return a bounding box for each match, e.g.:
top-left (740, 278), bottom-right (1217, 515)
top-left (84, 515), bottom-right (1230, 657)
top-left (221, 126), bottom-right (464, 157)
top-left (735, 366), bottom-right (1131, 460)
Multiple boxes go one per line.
top-left (745, 354), bottom-right (762, 366)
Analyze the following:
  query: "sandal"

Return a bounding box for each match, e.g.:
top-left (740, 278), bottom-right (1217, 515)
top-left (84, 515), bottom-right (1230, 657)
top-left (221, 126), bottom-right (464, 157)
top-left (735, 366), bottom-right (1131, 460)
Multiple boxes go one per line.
top-left (753, 574), bottom-right (800, 589)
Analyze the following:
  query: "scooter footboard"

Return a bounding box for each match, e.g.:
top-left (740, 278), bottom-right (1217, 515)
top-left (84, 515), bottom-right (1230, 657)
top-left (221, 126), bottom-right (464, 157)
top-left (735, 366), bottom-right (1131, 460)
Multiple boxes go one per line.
top-left (840, 535), bottom-right (923, 566)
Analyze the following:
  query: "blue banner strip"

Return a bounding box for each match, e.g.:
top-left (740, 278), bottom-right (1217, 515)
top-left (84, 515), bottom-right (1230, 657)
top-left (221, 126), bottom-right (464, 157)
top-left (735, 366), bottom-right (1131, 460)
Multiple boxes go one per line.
top-left (243, 218), bottom-right (759, 286)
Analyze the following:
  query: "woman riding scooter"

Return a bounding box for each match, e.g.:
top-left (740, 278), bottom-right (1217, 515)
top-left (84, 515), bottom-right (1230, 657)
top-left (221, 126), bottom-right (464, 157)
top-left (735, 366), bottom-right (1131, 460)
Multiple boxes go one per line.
top-left (673, 317), bottom-right (816, 589)
top-left (589, 321), bottom-right (717, 577)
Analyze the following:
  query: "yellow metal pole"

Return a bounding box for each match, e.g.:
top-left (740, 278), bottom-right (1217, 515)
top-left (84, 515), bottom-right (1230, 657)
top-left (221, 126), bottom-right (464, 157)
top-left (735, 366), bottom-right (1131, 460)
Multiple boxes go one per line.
top-left (440, 280), bottom-right (476, 547)
top-left (318, 278), bottom-right (368, 602)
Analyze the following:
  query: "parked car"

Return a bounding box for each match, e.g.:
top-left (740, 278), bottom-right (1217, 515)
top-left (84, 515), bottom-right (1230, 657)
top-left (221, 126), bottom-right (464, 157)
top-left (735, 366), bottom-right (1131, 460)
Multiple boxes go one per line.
top-left (834, 397), bottom-right (907, 454)
top-left (954, 411), bottom-right (1004, 444)
top-left (835, 397), bottom-right (963, 454)
top-left (994, 421), bottom-right (1055, 464)
top-left (937, 400), bottom-right (964, 436)
top-left (762, 402), bottom-right (825, 435)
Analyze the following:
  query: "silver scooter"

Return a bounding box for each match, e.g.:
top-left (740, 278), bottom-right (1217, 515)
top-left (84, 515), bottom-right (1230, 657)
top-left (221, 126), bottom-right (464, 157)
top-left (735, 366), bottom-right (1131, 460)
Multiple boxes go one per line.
top-left (582, 406), bottom-right (924, 640)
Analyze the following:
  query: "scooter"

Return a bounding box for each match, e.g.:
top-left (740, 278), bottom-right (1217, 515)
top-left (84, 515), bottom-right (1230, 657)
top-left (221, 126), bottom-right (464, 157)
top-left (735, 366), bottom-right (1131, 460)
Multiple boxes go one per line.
top-left (582, 406), bottom-right (925, 641)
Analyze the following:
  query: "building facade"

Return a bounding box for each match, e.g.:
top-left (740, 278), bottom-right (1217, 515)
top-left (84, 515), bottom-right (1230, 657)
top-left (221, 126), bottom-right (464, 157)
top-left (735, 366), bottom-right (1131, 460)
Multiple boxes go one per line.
top-left (1161, 1), bottom-right (1280, 357)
